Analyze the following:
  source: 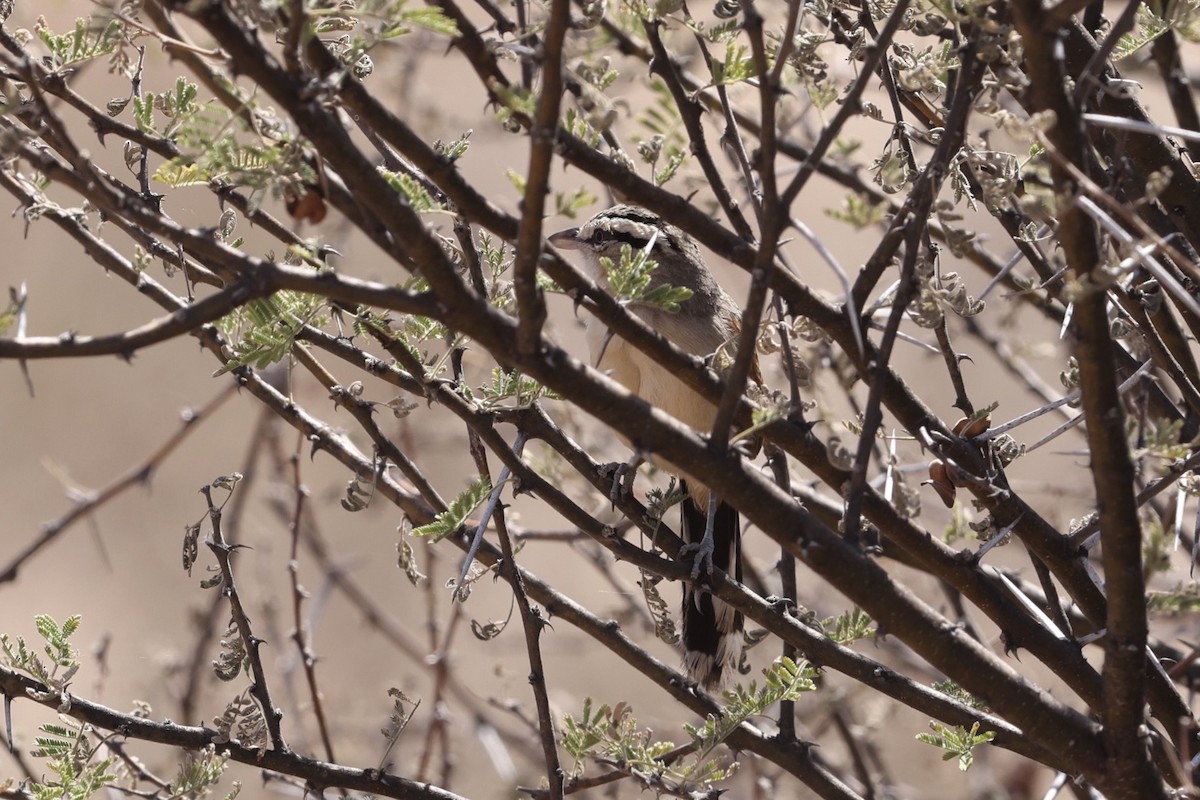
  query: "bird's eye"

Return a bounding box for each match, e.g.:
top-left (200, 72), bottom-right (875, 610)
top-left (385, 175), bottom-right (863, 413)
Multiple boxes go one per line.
top-left (592, 229), bottom-right (631, 246)
top-left (588, 227), bottom-right (653, 251)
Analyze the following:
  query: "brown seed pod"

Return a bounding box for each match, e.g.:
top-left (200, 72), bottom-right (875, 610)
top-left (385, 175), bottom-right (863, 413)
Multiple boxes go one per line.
top-left (284, 184), bottom-right (328, 224)
top-left (953, 414), bottom-right (991, 438)
top-left (927, 460), bottom-right (957, 508)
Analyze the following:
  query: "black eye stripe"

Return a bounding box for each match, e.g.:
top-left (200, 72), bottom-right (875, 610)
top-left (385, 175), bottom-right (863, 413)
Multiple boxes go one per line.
top-left (589, 228), bottom-right (654, 249)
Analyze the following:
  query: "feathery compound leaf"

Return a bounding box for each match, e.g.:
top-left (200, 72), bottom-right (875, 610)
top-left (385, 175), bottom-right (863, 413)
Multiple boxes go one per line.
top-left (376, 3), bottom-right (460, 37)
top-left (821, 608), bottom-right (875, 645)
top-left (476, 368), bottom-right (555, 409)
top-left (172, 746), bottom-right (230, 798)
top-left (27, 720), bottom-right (118, 800)
top-left (641, 282), bottom-right (694, 313)
top-left (379, 167), bottom-right (444, 212)
top-left (682, 657), bottom-right (817, 781)
top-left (1113, 5), bottom-right (1171, 60)
top-left (561, 701), bottom-right (680, 784)
top-left (35, 17), bottom-right (122, 69)
top-left (932, 680), bottom-right (988, 710)
top-left (214, 291), bottom-right (326, 375)
top-left (709, 38), bottom-right (755, 86)
top-left (600, 243), bottom-right (692, 312)
top-left (433, 130), bottom-right (472, 161)
top-left (412, 478), bottom-right (491, 541)
top-left (396, 5), bottom-right (459, 36)
top-left (916, 721), bottom-right (995, 771)
top-left (30, 614), bottom-right (81, 674)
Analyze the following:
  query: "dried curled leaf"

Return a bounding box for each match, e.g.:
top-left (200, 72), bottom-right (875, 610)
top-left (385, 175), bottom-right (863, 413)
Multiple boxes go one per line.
top-left (396, 533), bottom-right (426, 586)
top-left (211, 690), bottom-right (267, 747)
top-left (212, 624), bottom-right (247, 682)
top-left (639, 569), bottom-right (679, 645)
top-left (183, 522), bottom-right (201, 575)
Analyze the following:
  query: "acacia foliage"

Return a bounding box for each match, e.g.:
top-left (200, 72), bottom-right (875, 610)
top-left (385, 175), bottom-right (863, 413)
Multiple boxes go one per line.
top-left (1, 1), bottom-right (1200, 799)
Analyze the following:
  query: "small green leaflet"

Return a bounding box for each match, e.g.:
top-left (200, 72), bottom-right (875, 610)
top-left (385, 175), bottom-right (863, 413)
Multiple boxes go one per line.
top-left (411, 478), bottom-right (491, 541)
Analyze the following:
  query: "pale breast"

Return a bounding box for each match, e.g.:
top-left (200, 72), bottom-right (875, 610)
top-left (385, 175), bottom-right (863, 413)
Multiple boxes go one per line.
top-left (586, 307), bottom-right (731, 435)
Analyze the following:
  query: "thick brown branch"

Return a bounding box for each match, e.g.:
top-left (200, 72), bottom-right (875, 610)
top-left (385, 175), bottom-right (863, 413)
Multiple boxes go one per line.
top-left (1012, 1), bottom-right (1163, 795)
top-left (512, 0), bottom-right (571, 355)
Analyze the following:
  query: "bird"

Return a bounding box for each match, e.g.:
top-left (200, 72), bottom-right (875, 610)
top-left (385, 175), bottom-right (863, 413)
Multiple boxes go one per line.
top-left (549, 205), bottom-right (756, 688)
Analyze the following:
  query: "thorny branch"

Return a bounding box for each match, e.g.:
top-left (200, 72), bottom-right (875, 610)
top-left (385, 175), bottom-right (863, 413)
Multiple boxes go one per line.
top-left (1, 1), bottom-right (1199, 799)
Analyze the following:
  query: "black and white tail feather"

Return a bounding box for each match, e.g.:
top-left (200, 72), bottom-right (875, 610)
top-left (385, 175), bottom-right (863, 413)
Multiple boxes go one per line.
top-left (680, 480), bottom-right (743, 689)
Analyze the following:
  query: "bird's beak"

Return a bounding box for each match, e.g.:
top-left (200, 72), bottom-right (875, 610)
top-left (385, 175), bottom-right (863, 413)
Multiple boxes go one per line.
top-left (547, 226), bottom-right (582, 250)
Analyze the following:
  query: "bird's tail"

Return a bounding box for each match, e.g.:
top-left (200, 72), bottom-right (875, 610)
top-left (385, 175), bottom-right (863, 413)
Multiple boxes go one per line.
top-left (679, 480), bottom-right (744, 689)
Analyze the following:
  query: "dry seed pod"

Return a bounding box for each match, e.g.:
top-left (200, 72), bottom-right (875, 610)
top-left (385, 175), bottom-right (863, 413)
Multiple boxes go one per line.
top-left (284, 184), bottom-right (328, 224)
top-left (927, 460), bottom-right (957, 508)
top-left (953, 414), bottom-right (991, 438)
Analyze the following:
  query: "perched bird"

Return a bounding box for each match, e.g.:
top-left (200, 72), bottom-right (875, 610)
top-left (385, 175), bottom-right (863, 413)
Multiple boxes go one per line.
top-left (550, 205), bottom-right (757, 688)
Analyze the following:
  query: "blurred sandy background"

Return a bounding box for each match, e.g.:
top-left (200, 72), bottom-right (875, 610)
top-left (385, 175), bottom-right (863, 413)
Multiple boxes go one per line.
top-left (3, 2), bottom-right (1177, 798)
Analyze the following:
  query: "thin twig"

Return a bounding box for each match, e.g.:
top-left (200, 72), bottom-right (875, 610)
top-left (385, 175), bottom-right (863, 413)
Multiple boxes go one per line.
top-left (201, 482), bottom-right (288, 752)
top-left (0, 384), bottom-right (238, 584)
top-left (285, 446), bottom-right (337, 762)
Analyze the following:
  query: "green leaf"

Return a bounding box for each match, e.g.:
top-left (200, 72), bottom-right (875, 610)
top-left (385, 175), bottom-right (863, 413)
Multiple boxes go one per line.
top-left (554, 186), bottom-right (598, 218)
top-left (505, 168), bottom-right (527, 195)
top-left (411, 478), bottom-right (491, 541)
top-left (153, 161), bottom-right (205, 188)
top-left (600, 242), bottom-right (693, 312)
top-left (821, 607), bottom-right (874, 645)
top-left (172, 745), bottom-right (231, 798)
top-left (1113, 5), bottom-right (1170, 60)
top-left (27, 719), bottom-right (120, 800)
top-left (35, 17), bottom-right (122, 69)
top-left (379, 167), bottom-right (444, 212)
top-left (681, 656), bottom-right (817, 779)
top-left (827, 193), bottom-right (887, 229)
top-left (398, 5), bottom-right (459, 36)
top-left (710, 38), bottom-right (756, 86)
top-left (563, 107), bottom-right (602, 148)
top-left (154, 102), bottom-right (318, 199)
top-left (434, 130), bottom-right (472, 161)
top-left (373, 4), bottom-right (460, 38)
top-left (916, 721), bottom-right (995, 771)
top-left (1146, 583), bottom-right (1200, 614)
top-left (641, 283), bottom-right (694, 313)
top-left (477, 368), bottom-right (553, 409)
top-left (933, 679), bottom-right (988, 709)
top-left (215, 291), bottom-right (327, 375)
top-left (654, 146), bottom-right (686, 186)
top-left (133, 93), bottom-right (155, 134)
